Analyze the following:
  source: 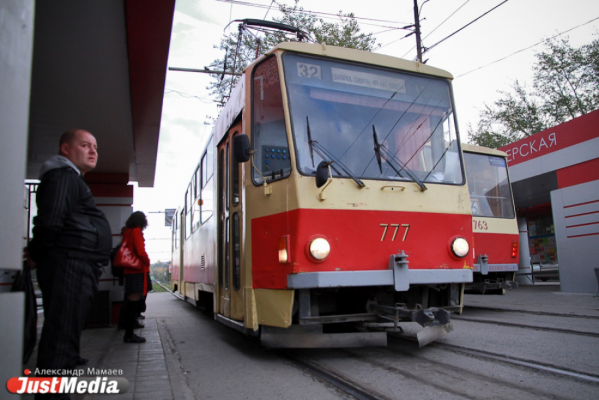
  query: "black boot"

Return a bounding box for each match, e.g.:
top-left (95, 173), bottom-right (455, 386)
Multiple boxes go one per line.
top-left (123, 300), bottom-right (145, 343)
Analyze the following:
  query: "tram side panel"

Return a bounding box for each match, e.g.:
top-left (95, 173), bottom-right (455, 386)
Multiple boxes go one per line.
top-left (170, 208), bottom-right (183, 292)
top-left (175, 143), bottom-right (218, 304)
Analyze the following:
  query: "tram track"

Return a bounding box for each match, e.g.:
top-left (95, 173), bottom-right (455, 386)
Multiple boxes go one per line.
top-left (429, 341), bottom-right (599, 384)
top-left (280, 351), bottom-right (387, 400)
top-left (452, 314), bottom-right (599, 338)
top-left (282, 328), bottom-right (599, 399)
top-left (464, 305), bottom-right (599, 319)
top-left (281, 339), bottom-right (592, 400)
top-left (282, 347), bottom-right (500, 400)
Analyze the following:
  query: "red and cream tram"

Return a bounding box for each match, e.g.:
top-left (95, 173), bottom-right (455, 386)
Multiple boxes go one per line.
top-left (172, 42), bottom-right (474, 347)
top-left (462, 144), bottom-right (519, 294)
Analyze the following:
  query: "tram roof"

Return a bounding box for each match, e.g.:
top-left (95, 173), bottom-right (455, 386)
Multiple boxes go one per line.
top-left (264, 42), bottom-right (454, 80)
top-left (462, 143), bottom-right (508, 157)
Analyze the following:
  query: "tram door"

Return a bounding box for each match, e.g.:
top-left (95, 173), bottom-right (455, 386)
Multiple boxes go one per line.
top-left (217, 123), bottom-right (244, 321)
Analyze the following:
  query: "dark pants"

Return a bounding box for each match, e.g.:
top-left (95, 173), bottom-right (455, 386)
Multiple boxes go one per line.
top-left (36, 255), bottom-right (100, 372)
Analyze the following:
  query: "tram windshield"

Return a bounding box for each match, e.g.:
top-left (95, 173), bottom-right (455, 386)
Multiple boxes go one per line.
top-left (464, 152), bottom-right (515, 219)
top-left (282, 53), bottom-right (464, 185)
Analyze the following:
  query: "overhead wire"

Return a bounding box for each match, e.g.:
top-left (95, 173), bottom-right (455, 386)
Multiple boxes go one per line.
top-left (263, 0), bottom-right (275, 19)
top-left (424, 0), bottom-right (508, 53)
top-left (394, 0), bottom-right (471, 56)
top-left (165, 89), bottom-right (216, 104)
top-left (424, 0), bottom-right (470, 40)
top-left (216, 0), bottom-right (413, 28)
top-left (455, 15), bottom-right (599, 79)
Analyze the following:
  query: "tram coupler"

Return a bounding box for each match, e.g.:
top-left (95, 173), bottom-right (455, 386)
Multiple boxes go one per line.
top-left (367, 302), bottom-right (451, 328)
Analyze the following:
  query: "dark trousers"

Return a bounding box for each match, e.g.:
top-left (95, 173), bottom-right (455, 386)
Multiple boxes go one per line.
top-left (36, 255), bottom-right (100, 371)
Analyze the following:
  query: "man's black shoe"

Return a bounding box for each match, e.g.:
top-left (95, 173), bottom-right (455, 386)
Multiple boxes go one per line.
top-left (124, 334), bottom-right (146, 343)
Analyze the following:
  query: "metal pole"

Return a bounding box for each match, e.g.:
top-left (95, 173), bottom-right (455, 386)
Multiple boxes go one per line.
top-left (413, 0), bottom-right (423, 62)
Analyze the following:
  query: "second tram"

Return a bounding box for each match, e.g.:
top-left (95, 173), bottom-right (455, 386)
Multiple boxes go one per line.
top-left (462, 144), bottom-right (519, 294)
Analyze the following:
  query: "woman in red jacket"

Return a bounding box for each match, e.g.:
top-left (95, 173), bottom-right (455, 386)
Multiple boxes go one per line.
top-left (122, 211), bottom-right (151, 343)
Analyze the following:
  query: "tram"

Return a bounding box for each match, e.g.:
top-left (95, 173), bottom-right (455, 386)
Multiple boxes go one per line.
top-left (462, 144), bottom-right (519, 294)
top-left (172, 42), bottom-right (475, 347)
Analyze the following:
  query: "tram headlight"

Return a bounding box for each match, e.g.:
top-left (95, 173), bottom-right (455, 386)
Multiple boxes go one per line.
top-left (309, 237), bottom-right (330, 261)
top-left (450, 237), bottom-right (470, 258)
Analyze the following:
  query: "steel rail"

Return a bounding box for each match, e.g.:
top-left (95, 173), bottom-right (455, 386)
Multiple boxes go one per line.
top-left (452, 315), bottom-right (599, 338)
top-left (464, 305), bottom-right (599, 319)
top-left (431, 342), bottom-right (599, 384)
top-left (280, 352), bottom-right (387, 400)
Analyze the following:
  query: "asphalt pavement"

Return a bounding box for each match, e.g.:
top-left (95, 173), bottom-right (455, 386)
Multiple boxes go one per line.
top-left (18, 283), bottom-right (599, 399)
top-left (464, 283), bottom-right (599, 317)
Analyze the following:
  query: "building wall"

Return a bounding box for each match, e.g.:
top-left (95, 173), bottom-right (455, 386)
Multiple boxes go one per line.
top-left (551, 180), bottom-right (599, 293)
top-left (87, 176), bottom-right (135, 319)
top-left (0, 0), bottom-right (35, 388)
top-left (500, 110), bottom-right (599, 293)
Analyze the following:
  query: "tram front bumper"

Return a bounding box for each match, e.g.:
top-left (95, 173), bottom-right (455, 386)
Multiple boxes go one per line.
top-left (287, 253), bottom-right (473, 291)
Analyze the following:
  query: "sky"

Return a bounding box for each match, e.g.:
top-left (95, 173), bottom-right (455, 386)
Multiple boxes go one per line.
top-left (134, 0), bottom-right (599, 262)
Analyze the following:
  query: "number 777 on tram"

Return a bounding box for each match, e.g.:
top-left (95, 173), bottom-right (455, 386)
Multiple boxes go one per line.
top-left (172, 42), bottom-right (476, 347)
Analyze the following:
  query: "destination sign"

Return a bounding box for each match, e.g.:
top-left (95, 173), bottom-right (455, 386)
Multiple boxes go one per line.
top-left (331, 67), bottom-right (406, 93)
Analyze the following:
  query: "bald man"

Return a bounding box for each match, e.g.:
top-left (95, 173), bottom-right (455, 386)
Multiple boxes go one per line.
top-left (28, 129), bottom-right (112, 390)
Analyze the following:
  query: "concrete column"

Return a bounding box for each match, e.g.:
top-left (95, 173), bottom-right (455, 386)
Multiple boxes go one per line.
top-left (515, 215), bottom-right (532, 285)
top-left (0, 0), bottom-right (35, 390)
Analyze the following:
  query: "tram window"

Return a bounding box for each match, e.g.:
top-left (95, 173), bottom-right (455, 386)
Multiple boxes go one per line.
top-left (185, 186), bottom-right (192, 239)
top-left (196, 166), bottom-right (201, 198)
top-left (173, 211), bottom-right (180, 249)
top-left (224, 216), bottom-right (230, 290)
top-left (464, 152), bottom-right (515, 219)
top-left (192, 168), bottom-right (201, 232)
top-left (282, 53), bottom-right (464, 186)
top-left (172, 213), bottom-right (176, 250)
top-left (232, 132), bottom-right (240, 206)
top-left (201, 148), bottom-right (214, 223)
top-left (218, 148), bottom-right (224, 286)
top-left (204, 136), bottom-right (214, 185)
top-left (252, 55), bottom-right (292, 185)
top-left (225, 142), bottom-right (230, 209)
top-left (232, 212), bottom-right (240, 291)
top-left (202, 151), bottom-right (208, 188)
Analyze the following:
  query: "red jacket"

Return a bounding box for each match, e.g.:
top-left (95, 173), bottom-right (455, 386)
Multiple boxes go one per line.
top-left (122, 227), bottom-right (150, 275)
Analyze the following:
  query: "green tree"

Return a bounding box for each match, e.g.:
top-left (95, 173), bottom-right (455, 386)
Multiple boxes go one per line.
top-left (207, 1), bottom-right (380, 104)
top-left (469, 36), bottom-right (599, 148)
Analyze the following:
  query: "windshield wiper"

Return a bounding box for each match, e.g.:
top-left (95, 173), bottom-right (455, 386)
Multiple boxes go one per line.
top-left (373, 125), bottom-right (427, 191)
top-left (307, 116), bottom-right (365, 188)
